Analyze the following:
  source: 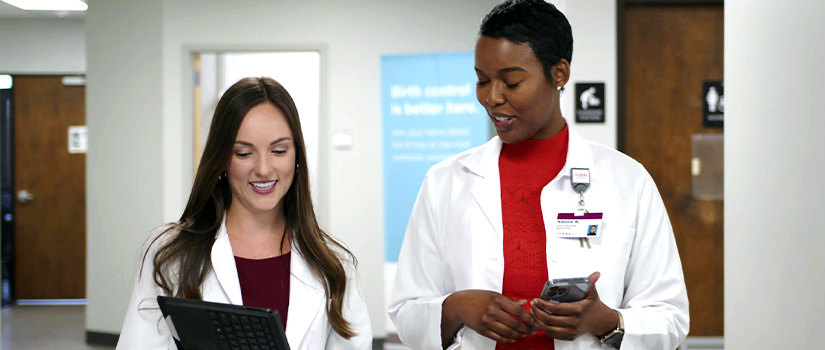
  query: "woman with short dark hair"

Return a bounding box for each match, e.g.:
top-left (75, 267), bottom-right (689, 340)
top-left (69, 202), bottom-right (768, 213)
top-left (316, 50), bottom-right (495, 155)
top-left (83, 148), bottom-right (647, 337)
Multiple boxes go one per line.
top-left (389, 1), bottom-right (689, 349)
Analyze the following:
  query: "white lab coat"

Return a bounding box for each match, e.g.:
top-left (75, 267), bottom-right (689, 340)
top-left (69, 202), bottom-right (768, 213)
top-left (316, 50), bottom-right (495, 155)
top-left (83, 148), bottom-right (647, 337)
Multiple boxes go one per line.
top-left (389, 126), bottom-right (689, 350)
top-left (117, 217), bottom-right (372, 350)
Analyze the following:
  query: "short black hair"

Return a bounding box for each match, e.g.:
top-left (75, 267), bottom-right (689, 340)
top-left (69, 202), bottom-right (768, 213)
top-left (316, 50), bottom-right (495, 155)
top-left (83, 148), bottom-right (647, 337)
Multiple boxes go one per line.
top-left (480, 0), bottom-right (573, 81)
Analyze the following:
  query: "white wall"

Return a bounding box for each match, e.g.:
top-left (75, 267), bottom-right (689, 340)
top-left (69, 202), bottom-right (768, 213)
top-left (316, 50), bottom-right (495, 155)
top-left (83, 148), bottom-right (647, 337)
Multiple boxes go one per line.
top-left (563, 0), bottom-right (617, 148)
top-left (725, 1), bottom-right (825, 348)
top-left (0, 18), bottom-right (85, 74)
top-left (85, 0), bottom-right (164, 334)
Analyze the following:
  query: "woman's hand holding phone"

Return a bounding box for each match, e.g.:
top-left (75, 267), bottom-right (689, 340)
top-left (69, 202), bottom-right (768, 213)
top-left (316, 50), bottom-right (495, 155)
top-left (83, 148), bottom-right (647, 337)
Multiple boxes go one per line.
top-left (529, 272), bottom-right (619, 341)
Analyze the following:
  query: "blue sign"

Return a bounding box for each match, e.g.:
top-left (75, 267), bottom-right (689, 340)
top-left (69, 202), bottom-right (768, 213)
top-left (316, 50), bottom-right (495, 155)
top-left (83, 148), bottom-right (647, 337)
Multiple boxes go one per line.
top-left (382, 52), bottom-right (489, 262)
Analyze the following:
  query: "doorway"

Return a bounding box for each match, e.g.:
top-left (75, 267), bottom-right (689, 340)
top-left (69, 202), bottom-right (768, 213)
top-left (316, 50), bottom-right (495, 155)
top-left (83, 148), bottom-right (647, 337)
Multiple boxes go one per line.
top-left (4, 75), bottom-right (87, 302)
top-left (191, 51), bottom-right (322, 204)
top-left (619, 1), bottom-right (724, 345)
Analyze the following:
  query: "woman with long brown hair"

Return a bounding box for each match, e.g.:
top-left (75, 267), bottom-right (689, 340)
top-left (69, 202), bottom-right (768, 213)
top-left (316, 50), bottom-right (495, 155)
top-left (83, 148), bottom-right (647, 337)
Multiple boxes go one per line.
top-left (117, 77), bottom-right (372, 349)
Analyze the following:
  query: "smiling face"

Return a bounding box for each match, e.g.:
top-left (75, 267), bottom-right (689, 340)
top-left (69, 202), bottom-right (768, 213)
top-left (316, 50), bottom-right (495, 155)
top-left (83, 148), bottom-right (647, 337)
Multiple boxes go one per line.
top-left (475, 36), bottom-right (569, 143)
top-left (226, 102), bottom-right (296, 217)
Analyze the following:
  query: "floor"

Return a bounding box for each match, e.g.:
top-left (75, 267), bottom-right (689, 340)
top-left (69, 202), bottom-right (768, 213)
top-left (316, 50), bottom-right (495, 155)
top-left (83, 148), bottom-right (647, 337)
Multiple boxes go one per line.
top-left (0, 304), bottom-right (718, 350)
top-left (1, 305), bottom-right (115, 350)
top-left (0, 304), bottom-right (406, 350)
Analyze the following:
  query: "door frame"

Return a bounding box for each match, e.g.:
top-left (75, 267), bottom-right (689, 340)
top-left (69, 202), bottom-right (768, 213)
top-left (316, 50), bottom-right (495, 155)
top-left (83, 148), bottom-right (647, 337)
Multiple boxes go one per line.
top-left (0, 81), bottom-right (14, 305)
top-left (181, 45), bottom-right (330, 226)
top-left (8, 74), bottom-right (87, 302)
top-left (616, 2), bottom-right (725, 347)
top-left (616, 0), bottom-right (724, 152)
top-left (0, 71), bottom-right (86, 305)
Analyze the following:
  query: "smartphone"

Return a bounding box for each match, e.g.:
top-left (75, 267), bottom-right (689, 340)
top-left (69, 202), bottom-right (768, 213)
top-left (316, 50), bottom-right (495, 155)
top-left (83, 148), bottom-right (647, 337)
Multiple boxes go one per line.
top-left (539, 277), bottom-right (591, 302)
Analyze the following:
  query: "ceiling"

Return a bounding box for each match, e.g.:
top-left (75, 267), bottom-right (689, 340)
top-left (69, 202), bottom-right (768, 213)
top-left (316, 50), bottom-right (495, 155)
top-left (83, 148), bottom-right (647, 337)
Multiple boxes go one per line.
top-left (0, 1), bottom-right (85, 19)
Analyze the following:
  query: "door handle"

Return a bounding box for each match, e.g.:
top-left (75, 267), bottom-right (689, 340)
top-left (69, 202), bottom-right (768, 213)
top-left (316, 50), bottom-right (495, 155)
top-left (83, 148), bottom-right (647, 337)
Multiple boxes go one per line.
top-left (16, 189), bottom-right (34, 203)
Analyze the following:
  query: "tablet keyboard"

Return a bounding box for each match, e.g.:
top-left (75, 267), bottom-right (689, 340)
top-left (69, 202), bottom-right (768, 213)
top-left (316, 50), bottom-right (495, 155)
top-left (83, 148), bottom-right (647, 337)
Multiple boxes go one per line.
top-left (210, 310), bottom-right (279, 350)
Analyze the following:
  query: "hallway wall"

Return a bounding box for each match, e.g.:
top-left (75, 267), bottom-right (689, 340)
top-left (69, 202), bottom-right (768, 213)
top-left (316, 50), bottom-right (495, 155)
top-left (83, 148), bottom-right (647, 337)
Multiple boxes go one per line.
top-left (85, 0), bottom-right (164, 336)
top-left (724, 1), bottom-right (825, 348)
top-left (0, 18), bottom-right (85, 74)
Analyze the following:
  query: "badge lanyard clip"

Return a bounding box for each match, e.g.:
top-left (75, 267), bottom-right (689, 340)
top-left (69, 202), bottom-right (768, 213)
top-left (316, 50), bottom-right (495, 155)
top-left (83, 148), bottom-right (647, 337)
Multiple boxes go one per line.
top-left (571, 168), bottom-right (592, 249)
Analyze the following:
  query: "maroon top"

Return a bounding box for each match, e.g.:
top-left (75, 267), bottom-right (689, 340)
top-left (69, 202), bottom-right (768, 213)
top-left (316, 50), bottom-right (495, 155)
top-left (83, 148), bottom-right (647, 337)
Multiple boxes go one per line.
top-left (234, 252), bottom-right (291, 329)
top-left (497, 125), bottom-right (569, 349)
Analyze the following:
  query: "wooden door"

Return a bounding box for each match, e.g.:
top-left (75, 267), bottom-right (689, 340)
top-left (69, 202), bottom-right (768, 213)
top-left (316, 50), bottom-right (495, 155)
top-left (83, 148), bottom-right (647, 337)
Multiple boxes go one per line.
top-left (13, 76), bottom-right (86, 299)
top-left (622, 5), bottom-right (724, 336)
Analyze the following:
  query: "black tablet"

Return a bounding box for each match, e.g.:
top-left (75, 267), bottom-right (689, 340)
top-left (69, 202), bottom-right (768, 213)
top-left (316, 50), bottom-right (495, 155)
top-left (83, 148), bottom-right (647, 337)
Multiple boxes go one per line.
top-left (157, 296), bottom-right (290, 350)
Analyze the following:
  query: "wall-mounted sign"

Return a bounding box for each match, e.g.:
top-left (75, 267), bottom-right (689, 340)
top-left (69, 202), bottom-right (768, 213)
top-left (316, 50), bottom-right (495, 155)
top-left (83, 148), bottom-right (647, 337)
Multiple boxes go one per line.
top-left (68, 125), bottom-right (87, 154)
top-left (382, 52), bottom-right (489, 263)
top-left (703, 81), bottom-right (724, 127)
top-left (575, 82), bottom-right (605, 123)
top-left (382, 52), bottom-right (490, 334)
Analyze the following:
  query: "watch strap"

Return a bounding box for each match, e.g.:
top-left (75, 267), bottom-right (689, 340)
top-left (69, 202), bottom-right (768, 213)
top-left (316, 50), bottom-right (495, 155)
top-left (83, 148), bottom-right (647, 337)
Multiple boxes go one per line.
top-left (599, 309), bottom-right (625, 345)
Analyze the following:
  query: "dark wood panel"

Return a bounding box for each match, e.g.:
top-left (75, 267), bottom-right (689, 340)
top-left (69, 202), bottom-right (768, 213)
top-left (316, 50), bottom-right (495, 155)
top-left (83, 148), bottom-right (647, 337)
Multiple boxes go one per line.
top-left (624, 5), bottom-right (724, 336)
top-left (14, 76), bottom-right (86, 299)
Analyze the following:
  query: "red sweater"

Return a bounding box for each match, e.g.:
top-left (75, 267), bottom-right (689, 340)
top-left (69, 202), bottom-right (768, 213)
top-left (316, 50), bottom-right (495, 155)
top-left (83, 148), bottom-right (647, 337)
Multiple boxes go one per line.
top-left (497, 126), bottom-right (568, 349)
top-left (234, 252), bottom-right (291, 329)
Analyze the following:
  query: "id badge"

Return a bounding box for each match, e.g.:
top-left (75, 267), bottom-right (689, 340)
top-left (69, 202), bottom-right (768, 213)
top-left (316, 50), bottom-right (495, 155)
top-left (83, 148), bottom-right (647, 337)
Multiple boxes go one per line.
top-left (553, 212), bottom-right (604, 238)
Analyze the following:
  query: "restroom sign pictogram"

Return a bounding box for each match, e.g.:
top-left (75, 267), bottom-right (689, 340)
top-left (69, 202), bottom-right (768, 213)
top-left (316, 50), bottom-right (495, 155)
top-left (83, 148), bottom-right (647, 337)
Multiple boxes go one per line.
top-left (575, 82), bottom-right (605, 123)
top-left (703, 81), bottom-right (724, 127)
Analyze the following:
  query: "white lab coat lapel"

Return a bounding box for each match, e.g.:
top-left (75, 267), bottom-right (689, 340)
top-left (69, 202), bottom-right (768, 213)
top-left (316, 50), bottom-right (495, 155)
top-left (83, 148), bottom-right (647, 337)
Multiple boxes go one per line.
top-left (555, 127), bottom-right (596, 184)
top-left (457, 126), bottom-right (599, 289)
top-left (211, 218), bottom-right (325, 348)
top-left (459, 127), bottom-right (595, 244)
top-left (458, 128), bottom-right (595, 238)
top-left (541, 127), bottom-right (599, 279)
top-left (285, 246), bottom-right (325, 348)
top-left (460, 137), bottom-right (504, 242)
top-left (210, 221), bottom-right (243, 305)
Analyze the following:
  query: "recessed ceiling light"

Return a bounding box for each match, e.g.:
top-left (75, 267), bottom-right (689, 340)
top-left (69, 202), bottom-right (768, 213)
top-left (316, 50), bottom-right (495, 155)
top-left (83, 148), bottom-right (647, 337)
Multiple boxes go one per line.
top-left (1, 0), bottom-right (87, 11)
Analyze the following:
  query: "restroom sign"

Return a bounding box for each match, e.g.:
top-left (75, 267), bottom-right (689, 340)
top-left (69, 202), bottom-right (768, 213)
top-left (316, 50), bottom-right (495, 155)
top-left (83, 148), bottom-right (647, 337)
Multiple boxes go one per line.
top-left (575, 82), bottom-right (605, 123)
top-left (703, 81), bottom-right (724, 127)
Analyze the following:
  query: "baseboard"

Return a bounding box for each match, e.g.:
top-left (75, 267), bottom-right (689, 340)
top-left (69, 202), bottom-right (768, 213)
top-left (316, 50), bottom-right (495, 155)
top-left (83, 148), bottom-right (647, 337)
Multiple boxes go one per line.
top-left (683, 336), bottom-right (724, 350)
top-left (86, 331), bottom-right (384, 349)
top-left (86, 331), bottom-right (119, 346)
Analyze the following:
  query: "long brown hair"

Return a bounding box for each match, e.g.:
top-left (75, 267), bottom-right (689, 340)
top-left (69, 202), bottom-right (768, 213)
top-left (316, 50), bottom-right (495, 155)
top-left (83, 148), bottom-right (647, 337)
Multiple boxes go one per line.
top-left (144, 77), bottom-right (357, 338)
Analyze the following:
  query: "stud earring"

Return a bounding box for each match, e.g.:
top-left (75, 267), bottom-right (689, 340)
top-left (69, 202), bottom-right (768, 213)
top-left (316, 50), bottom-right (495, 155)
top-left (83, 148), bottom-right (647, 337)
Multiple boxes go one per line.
top-left (557, 85), bottom-right (565, 92)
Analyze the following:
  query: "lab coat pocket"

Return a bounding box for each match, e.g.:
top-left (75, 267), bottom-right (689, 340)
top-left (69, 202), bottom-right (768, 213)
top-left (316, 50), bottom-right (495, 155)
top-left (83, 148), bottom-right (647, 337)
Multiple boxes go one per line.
top-left (547, 226), bottom-right (634, 280)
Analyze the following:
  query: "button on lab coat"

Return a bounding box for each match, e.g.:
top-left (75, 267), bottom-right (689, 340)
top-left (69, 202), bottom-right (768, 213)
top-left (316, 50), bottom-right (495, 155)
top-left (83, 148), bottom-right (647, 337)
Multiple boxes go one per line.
top-left (389, 126), bottom-right (689, 349)
top-left (117, 217), bottom-right (372, 349)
